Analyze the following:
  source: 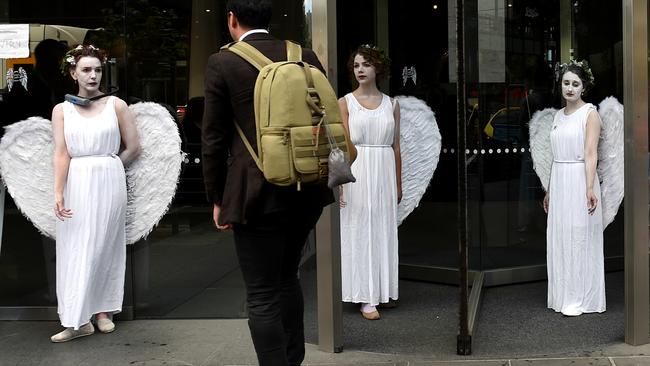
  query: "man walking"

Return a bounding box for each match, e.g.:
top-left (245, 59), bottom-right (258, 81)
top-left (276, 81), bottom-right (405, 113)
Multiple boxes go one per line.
top-left (201, 1), bottom-right (333, 365)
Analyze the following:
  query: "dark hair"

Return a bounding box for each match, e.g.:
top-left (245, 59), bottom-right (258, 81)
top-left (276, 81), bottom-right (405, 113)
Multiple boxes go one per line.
top-left (60, 45), bottom-right (107, 75)
top-left (560, 64), bottom-right (594, 93)
top-left (226, 0), bottom-right (272, 29)
top-left (34, 39), bottom-right (68, 70)
top-left (347, 45), bottom-right (391, 87)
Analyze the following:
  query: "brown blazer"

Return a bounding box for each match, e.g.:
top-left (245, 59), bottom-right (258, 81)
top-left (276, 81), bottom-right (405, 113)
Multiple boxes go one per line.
top-left (201, 33), bottom-right (334, 225)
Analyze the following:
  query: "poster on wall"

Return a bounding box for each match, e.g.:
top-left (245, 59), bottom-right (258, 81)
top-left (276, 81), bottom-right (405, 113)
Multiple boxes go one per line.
top-left (0, 24), bottom-right (30, 59)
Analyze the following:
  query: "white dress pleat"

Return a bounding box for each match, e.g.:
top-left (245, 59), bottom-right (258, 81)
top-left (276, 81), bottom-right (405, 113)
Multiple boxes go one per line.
top-left (340, 93), bottom-right (399, 306)
top-left (547, 103), bottom-right (605, 314)
top-left (56, 96), bottom-right (127, 329)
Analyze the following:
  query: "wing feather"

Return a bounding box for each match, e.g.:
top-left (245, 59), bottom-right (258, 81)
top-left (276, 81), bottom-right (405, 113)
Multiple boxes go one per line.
top-left (597, 96), bottom-right (624, 228)
top-left (395, 96), bottom-right (442, 225)
top-left (528, 108), bottom-right (557, 192)
top-left (0, 103), bottom-right (184, 244)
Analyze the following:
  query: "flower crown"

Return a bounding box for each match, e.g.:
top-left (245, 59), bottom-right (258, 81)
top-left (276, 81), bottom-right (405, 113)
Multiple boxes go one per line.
top-left (59, 44), bottom-right (106, 75)
top-left (360, 44), bottom-right (379, 51)
top-left (359, 44), bottom-right (391, 66)
top-left (556, 59), bottom-right (595, 85)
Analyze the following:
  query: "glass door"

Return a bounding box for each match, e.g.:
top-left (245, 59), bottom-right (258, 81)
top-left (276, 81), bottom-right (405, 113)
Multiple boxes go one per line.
top-left (462, 0), bottom-right (626, 355)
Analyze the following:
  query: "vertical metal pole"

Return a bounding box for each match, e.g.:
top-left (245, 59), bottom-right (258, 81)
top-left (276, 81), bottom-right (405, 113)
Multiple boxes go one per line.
top-left (312, 0), bottom-right (343, 353)
top-left (623, 0), bottom-right (649, 346)
top-left (188, 0), bottom-right (221, 98)
top-left (559, 0), bottom-right (573, 62)
top-left (375, 0), bottom-right (389, 92)
top-left (0, 185), bottom-right (5, 255)
top-left (456, 0), bottom-right (471, 356)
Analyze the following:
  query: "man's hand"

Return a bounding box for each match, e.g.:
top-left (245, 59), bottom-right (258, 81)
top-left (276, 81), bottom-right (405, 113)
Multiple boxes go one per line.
top-left (213, 204), bottom-right (233, 230)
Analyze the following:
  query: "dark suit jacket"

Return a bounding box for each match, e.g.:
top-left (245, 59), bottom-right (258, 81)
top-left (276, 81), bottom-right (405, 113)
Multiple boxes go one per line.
top-left (202, 33), bottom-right (334, 225)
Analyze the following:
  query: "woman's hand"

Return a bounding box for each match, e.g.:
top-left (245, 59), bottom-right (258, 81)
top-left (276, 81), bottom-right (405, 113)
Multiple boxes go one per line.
top-left (543, 192), bottom-right (549, 213)
top-left (54, 194), bottom-right (73, 221)
top-left (339, 186), bottom-right (347, 209)
top-left (587, 189), bottom-right (598, 215)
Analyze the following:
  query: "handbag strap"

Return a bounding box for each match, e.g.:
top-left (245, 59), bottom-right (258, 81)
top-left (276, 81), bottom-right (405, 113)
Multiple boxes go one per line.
top-left (321, 114), bottom-right (338, 150)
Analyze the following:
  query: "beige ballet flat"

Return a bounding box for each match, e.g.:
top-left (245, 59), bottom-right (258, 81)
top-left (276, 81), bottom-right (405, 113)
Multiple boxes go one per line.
top-left (361, 310), bottom-right (380, 320)
top-left (96, 318), bottom-right (115, 333)
top-left (50, 323), bottom-right (94, 343)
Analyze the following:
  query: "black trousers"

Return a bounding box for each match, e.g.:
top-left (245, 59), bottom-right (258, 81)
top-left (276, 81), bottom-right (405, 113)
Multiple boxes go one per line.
top-left (233, 205), bottom-right (323, 366)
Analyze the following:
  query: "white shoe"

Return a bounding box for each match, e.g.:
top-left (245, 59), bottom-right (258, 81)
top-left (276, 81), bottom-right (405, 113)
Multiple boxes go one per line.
top-left (561, 308), bottom-right (583, 317)
top-left (50, 323), bottom-right (94, 343)
top-left (96, 318), bottom-right (115, 333)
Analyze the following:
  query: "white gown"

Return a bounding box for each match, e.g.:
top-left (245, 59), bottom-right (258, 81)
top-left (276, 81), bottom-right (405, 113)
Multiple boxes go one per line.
top-left (340, 93), bottom-right (399, 306)
top-left (547, 103), bottom-right (605, 314)
top-left (56, 96), bottom-right (127, 329)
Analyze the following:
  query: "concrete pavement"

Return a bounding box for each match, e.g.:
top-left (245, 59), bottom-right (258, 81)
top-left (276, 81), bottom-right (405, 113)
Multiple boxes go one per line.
top-left (2, 319), bottom-right (650, 366)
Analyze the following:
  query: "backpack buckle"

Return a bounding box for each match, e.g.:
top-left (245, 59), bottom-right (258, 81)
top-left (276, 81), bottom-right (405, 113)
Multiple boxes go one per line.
top-left (307, 88), bottom-right (320, 101)
top-left (318, 159), bottom-right (328, 177)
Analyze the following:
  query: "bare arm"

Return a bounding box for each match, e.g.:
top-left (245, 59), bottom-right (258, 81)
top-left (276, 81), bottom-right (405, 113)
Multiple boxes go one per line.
top-left (584, 109), bottom-right (601, 214)
top-left (338, 97), bottom-right (357, 163)
top-left (115, 98), bottom-right (141, 166)
top-left (392, 98), bottom-right (402, 203)
top-left (336, 97), bottom-right (354, 208)
top-left (52, 104), bottom-right (72, 220)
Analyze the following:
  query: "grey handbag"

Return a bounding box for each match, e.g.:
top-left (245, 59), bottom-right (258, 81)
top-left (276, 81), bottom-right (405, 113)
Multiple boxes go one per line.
top-left (324, 118), bottom-right (356, 188)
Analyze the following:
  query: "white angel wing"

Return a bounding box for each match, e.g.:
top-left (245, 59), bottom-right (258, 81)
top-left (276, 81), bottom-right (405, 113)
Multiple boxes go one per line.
top-left (597, 96), bottom-right (624, 228)
top-left (0, 102), bottom-right (184, 244)
top-left (125, 102), bottom-right (184, 243)
top-left (0, 117), bottom-right (56, 237)
top-left (395, 96), bottom-right (442, 225)
top-left (528, 108), bottom-right (557, 191)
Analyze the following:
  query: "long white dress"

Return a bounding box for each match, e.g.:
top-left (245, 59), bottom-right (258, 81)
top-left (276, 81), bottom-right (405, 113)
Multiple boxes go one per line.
top-left (340, 93), bottom-right (399, 306)
top-left (547, 103), bottom-right (605, 315)
top-left (56, 96), bottom-right (127, 329)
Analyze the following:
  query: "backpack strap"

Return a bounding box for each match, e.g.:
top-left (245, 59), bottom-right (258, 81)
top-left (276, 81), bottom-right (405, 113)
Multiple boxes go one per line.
top-left (233, 122), bottom-right (263, 172)
top-left (286, 40), bottom-right (302, 61)
top-left (284, 42), bottom-right (321, 114)
top-left (221, 41), bottom-right (270, 171)
top-left (225, 41), bottom-right (273, 71)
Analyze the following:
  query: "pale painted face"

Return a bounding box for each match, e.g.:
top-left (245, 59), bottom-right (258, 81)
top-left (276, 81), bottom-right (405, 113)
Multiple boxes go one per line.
top-left (353, 54), bottom-right (377, 85)
top-left (561, 71), bottom-right (584, 103)
top-left (70, 56), bottom-right (102, 95)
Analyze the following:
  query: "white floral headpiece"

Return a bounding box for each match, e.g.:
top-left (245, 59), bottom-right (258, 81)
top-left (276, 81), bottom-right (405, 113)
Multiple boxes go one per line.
top-left (556, 59), bottom-right (595, 85)
top-left (60, 44), bottom-right (105, 75)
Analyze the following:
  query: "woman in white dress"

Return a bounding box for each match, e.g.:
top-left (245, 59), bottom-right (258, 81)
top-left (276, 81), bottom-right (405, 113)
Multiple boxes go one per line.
top-left (544, 62), bottom-right (605, 316)
top-left (51, 45), bottom-right (140, 342)
top-left (339, 45), bottom-right (402, 320)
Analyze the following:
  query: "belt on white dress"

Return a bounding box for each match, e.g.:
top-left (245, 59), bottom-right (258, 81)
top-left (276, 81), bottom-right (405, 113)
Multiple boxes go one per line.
top-left (553, 159), bottom-right (584, 164)
top-left (357, 144), bottom-right (391, 148)
top-left (71, 153), bottom-right (118, 159)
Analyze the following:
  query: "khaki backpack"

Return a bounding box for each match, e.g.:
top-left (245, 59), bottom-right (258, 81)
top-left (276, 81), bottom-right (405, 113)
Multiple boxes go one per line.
top-left (223, 40), bottom-right (350, 190)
